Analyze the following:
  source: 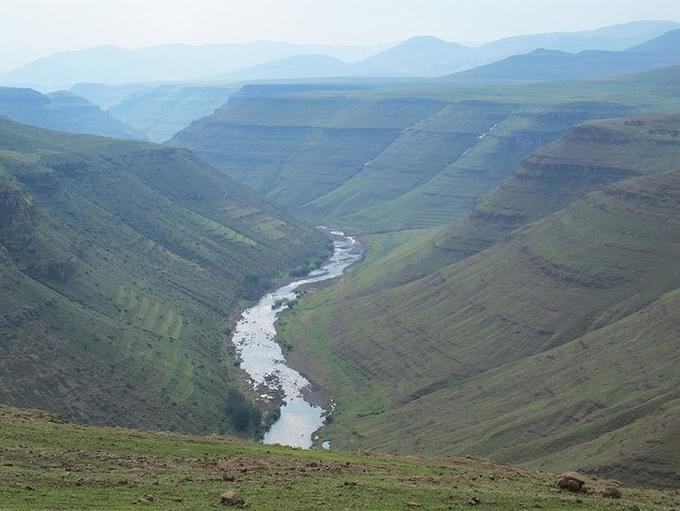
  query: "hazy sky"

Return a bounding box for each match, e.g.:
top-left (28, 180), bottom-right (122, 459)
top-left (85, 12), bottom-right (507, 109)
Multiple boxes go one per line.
top-left (2, 0), bottom-right (680, 72)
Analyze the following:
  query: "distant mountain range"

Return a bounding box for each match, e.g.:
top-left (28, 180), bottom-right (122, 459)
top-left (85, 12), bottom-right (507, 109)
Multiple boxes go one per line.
top-left (203, 20), bottom-right (680, 82)
top-left (453, 28), bottom-right (680, 81)
top-left (0, 20), bottom-right (677, 89)
top-left (0, 42), bottom-right (385, 90)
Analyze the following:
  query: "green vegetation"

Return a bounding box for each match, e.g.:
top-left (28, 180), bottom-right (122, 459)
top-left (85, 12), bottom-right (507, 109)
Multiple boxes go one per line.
top-left (0, 118), bottom-right (328, 436)
top-left (278, 115), bottom-right (680, 486)
top-left (1, 405), bottom-right (677, 510)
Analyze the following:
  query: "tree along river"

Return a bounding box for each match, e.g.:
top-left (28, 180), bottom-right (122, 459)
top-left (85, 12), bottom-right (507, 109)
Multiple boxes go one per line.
top-left (230, 229), bottom-right (362, 448)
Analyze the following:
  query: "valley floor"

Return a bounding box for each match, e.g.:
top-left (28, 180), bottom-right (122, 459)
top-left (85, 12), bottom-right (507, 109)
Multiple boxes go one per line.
top-left (0, 406), bottom-right (678, 510)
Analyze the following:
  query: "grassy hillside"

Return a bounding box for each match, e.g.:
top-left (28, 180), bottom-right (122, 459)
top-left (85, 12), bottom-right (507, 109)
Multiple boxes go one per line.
top-left (0, 87), bottom-right (144, 140)
top-left (170, 79), bottom-right (653, 233)
top-left (1, 406), bottom-right (677, 511)
top-left (277, 115), bottom-right (680, 485)
top-left (170, 65), bottom-right (680, 234)
top-left (169, 87), bottom-right (443, 208)
top-left (0, 119), bottom-right (328, 437)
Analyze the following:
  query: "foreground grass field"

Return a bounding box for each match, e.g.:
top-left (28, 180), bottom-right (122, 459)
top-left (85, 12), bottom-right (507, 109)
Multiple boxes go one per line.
top-left (0, 406), bottom-right (677, 511)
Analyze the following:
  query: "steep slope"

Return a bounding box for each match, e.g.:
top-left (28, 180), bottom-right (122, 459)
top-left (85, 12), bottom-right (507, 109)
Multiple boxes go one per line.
top-left (171, 82), bottom-right (637, 233)
top-left (0, 87), bottom-right (144, 139)
top-left (170, 87), bottom-right (446, 206)
top-left (0, 119), bottom-right (328, 436)
top-left (110, 84), bottom-right (235, 142)
top-left (3, 406), bottom-right (675, 511)
top-left (454, 29), bottom-right (680, 82)
top-left (278, 116), bottom-right (680, 485)
top-left (302, 101), bottom-right (631, 231)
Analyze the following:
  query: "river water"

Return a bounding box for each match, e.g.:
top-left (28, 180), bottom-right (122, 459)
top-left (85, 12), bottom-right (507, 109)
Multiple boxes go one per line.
top-left (230, 229), bottom-right (362, 448)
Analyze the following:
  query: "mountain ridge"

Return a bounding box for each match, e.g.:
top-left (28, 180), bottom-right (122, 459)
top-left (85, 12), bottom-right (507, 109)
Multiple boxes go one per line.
top-left (2, 20), bottom-right (678, 88)
top-left (452, 28), bottom-right (680, 81)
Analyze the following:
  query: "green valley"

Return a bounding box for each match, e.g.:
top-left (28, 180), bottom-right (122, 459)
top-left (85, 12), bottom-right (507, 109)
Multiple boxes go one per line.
top-left (3, 9), bottom-right (680, 509)
top-left (0, 118), bottom-right (328, 437)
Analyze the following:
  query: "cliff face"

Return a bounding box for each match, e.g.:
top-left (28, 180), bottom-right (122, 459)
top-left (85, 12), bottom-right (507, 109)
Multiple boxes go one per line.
top-left (278, 115), bottom-right (680, 485)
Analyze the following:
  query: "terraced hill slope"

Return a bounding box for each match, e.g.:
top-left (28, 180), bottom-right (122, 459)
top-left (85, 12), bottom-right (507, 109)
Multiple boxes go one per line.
top-left (0, 119), bottom-right (328, 436)
top-left (169, 83), bottom-right (638, 233)
top-left (1, 405), bottom-right (677, 510)
top-left (0, 87), bottom-right (144, 139)
top-left (277, 115), bottom-right (680, 486)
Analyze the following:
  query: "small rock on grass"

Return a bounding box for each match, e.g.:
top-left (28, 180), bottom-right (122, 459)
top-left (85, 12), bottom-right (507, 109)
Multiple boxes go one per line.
top-left (555, 472), bottom-right (587, 492)
top-left (221, 490), bottom-right (247, 507)
top-left (468, 496), bottom-right (481, 505)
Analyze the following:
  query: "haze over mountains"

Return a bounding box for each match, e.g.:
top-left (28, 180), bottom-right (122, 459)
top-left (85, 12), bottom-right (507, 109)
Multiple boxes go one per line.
top-left (456, 28), bottom-right (680, 81)
top-left (1, 20), bottom-right (677, 90)
top-left (0, 42), bottom-right (385, 91)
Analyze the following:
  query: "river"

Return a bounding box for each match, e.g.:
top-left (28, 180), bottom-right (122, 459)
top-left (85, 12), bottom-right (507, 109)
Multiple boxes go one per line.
top-left (230, 229), bottom-right (362, 448)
